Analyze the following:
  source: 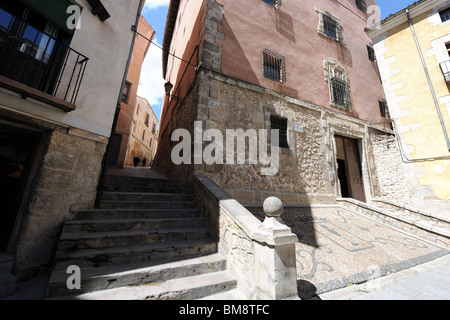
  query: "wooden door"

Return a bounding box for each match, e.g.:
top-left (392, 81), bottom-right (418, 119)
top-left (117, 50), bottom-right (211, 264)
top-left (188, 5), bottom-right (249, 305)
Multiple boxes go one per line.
top-left (335, 136), bottom-right (366, 203)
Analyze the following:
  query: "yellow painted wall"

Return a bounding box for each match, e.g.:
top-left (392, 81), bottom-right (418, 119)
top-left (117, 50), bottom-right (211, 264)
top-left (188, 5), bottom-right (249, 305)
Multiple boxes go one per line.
top-left (383, 10), bottom-right (450, 200)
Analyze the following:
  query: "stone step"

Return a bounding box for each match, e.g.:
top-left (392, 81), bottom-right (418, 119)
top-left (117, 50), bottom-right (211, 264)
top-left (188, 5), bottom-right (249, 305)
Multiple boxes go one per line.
top-left (54, 239), bottom-right (218, 270)
top-left (57, 226), bottom-right (212, 251)
top-left (0, 254), bottom-right (14, 274)
top-left (101, 192), bottom-right (193, 202)
top-left (104, 185), bottom-right (186, 194)
top-left (99, 200), bottom-right (197, 210)
top-left (47, 254), bottom-right (227, 298)
top-left (62, 217), bottom-right (206, 233)
top-left (74, 208), bottom-right (201, 220)
top-left (0, 273), bottom-right (17, 298)
top-left (50, 271), bottom-right (237, 300)
top-left (104, 176), bottom-right (177, 185)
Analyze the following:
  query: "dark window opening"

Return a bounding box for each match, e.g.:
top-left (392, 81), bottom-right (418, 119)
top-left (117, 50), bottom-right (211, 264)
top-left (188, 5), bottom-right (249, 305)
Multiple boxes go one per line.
top-left (270, 116), bottom-right (289, 149)
top-left (379, 100), bottom-right (390, 118)
top-left (263, 49), bottom-right (286, 83)
top-left (331, 77), bottom-right (351, 110)
top-left (440, 8), bottom-right (450, 23)
top-left (262, 0), bottom-right (282, 10)
top-left (122, 82), bottom-right (131, 103)
top-left (321, 13), bottom-right (343, 43)
top-left (356, 0), bottom-right (367, 12)
top-left (367, 45), bottom-right (376, 62)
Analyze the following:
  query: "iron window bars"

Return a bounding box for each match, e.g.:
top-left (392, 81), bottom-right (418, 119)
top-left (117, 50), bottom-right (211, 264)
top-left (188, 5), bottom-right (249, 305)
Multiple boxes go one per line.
top-left (270, 115), bottom-right (289, 149)
top-left (440, 60), bottom-right (450, 83)
top-left (0, 10), bottom-right (88, 106)
top-left (331, 77), bottom-right (351, 110)
top-left (263, 49), bottom-right (286, 83)
top-left (320, 12), bottom-right (343, 44)
top-left (367, 45), bottom-right (376, 62)
top-left (378, 100), bottom-right (390, 118)
top-left (262, 0), bottom-right (282, 10)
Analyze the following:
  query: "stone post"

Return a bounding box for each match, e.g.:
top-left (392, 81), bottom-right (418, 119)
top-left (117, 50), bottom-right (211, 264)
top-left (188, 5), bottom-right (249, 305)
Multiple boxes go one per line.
top-left (253, 197), bottom-right (299, 300)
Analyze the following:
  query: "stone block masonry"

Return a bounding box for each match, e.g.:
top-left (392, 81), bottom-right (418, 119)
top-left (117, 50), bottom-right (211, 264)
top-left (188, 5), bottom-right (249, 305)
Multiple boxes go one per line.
top-left (185, 69), bottom-right (411, 206)
top-left (11, 127), bottom-right (108, 279)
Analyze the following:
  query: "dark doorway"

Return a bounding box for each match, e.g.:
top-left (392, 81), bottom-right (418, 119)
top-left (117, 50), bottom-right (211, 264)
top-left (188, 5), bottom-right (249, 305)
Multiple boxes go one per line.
top-left (0, 123), bottom-right (40, 251)
top-left (335, 135), bottom-right (366, 203)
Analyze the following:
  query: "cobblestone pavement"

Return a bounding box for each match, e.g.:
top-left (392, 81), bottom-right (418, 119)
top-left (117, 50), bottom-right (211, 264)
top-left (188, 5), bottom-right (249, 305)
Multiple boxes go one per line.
top-left (257, 205), bottom-right (450, 299)
top-left (318, 253), bottom-right (450, 300)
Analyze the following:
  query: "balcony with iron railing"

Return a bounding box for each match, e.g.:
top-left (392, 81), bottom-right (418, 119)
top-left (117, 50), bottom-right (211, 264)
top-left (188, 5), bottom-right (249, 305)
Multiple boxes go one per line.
top-left (0, 13), bottom-right (88, 111)
top-left (440, 60), bottom-right (450, 83)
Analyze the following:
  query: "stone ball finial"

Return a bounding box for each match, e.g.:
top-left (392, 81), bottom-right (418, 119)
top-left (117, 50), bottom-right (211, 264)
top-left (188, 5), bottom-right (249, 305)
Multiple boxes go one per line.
top-left (263, 197), bottom-right (284, 218)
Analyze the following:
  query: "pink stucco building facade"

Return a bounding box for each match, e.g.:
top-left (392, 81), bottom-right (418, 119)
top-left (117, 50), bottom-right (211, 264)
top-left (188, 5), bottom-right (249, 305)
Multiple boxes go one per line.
top-left (153, 0), bottom-right (411, 206)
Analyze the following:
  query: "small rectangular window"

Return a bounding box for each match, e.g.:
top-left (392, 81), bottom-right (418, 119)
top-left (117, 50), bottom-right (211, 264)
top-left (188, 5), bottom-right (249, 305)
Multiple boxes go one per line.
top-left (320, 12), bottom-right (343, 43)
top-left (331, 77), bottom-right (351, 110)
top-left (440, 8), bottom-right (450, 23)
top-left (379, 100), bottom-right (390, 118)
top-left (142, 130), bottom-right (146, 141)
top-left (263, 49), bottom-right (286, 83)
top-left (270, 116), bottom-right (289, 149)
top-left (356, 0), bottom-right (367, 12)
top-left (367, 45), bottom-right (375, 62)
top-left (145, 113), bottom-right (150, 127)
top-left (122, 82), bottom-right (131, 103)
top-left (262, 0), bottom-right (281, 9)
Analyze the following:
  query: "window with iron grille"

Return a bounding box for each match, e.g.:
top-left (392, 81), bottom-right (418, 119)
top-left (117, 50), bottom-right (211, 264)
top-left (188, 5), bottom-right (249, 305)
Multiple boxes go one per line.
top-left (331, 78), bottom-right (351, 110)
top-left (356, 0), bottom-right (367, 12)
top-left (320, 12), bottom-right (343, 43)
top-left (263, 49), bottom-right (286, 83)
top-left (440, 8), bottom-right (450, 23)
top-left (379, 100), bottom-right (390, 118)
top-left (367, 45), bottom-right (376, 62)
top-left (122, 82), bottom-right (131, 103)
top-left (262, 0), bottom-right (281, 9)
top-left (270, 116), bottom-right (289, 149)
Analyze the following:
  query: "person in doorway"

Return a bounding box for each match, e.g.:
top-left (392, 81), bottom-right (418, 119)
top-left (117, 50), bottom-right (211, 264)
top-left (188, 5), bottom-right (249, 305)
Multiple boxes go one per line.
top-left (133, 156), bottom-right (141, 167)
top-left (142, 158), bottom-right (147, 167)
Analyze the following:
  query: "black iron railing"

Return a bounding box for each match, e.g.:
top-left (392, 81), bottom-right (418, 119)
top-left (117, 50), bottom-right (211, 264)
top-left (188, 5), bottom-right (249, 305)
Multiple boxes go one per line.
top-left (440, 60), bottom-right (450, 83)
top-left (0, 14), bottom-right (88, 106)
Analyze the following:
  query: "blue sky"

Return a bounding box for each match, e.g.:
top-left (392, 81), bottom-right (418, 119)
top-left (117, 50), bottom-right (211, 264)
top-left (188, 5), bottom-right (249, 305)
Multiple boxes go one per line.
top-left (138, 0), bottom-right (418, 122)
top-left (377, 0), bottom-right (418, 19)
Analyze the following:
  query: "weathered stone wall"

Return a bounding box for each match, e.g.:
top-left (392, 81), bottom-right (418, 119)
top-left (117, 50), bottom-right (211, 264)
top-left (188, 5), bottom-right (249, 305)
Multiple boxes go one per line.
top-left (12, 128), bottom-right (107, 279)
top-left (152, 81), bottom-right (199, 184)
top-left (195, 70), bottom-right (336, 204)
top-left (369, 129), bottom-right (413, 204)
top-left (192, 69), bottom-right (414, 206)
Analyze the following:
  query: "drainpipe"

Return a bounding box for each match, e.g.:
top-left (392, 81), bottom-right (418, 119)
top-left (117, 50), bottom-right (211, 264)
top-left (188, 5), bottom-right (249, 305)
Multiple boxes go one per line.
top-left (95, 0), bottom-right (145, 208)
top-left (406, 9), bottom-right (450, 152)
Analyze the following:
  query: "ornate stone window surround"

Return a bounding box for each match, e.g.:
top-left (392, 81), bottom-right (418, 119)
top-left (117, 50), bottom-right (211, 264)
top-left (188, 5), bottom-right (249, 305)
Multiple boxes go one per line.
top-left (323, 58), bottom-right (352, 112)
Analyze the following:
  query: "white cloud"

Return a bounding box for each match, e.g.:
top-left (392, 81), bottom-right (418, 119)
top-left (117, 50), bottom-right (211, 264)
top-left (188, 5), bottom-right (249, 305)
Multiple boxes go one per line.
top-left (143, 0), bottom-right (170, 12)
top-left (137, 36), bottom-right (165, 120)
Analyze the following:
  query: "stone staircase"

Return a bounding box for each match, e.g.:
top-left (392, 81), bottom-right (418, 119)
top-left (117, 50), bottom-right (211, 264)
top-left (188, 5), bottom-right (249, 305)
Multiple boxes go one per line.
top-left (338, 197), bottom-right (450, 248)
top-left (46, 175), bottom-right (238, 300)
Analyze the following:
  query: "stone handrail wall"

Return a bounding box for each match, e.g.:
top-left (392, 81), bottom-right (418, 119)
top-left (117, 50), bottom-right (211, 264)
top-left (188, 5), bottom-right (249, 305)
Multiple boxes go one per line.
top-left (192, 172), bottom-right (299, 300)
